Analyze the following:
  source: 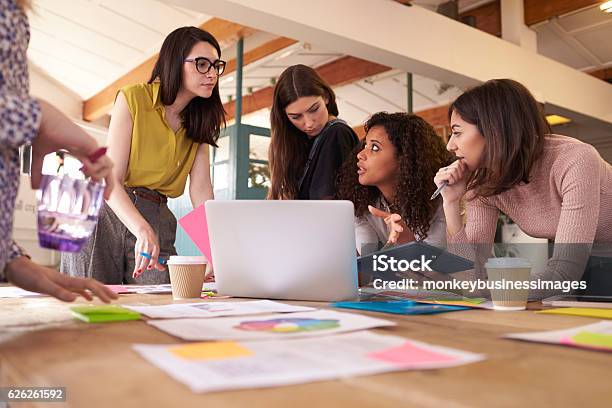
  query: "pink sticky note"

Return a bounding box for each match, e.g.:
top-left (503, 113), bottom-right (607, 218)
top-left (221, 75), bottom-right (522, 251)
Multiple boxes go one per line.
top-left (106, 285), bottom-right (130, 294)
top-left (368, 341), bottom-right (457, 366)
top-left (178, 204), bottom-right (212, 264)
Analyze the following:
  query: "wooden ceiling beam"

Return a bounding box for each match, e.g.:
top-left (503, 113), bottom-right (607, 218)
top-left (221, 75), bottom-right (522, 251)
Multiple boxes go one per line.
top-left (352, 103), bottom-right (452, 140)
top-left (395, 0), bottom-right (602, 36)
top-left (460, 0), bottom-right (501, 37)
top-left (588, 67), bottom-right (612, 83)
top-left (224, 36), bottom-right (297, 75)
top-left (524, 0), bottom-right (602, 26)
top-left (391, 0), bottom-right (501, 37)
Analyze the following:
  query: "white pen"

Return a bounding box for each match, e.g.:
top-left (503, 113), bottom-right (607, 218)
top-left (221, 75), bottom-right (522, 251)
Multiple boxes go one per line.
top-left (430, 181), bottom-right (448, 200)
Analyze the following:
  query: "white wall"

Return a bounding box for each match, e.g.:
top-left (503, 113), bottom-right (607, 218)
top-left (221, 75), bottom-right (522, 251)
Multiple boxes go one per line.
top-left (557, 124), bottom-right (612, 164)
top-left (548, 104), bottom-right (612, 164)
top-left (29, 62), bottom-right (82, 120)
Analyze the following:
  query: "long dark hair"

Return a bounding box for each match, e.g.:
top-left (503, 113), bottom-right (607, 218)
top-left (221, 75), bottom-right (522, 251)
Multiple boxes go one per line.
top-left (449, 79), bottom-right (550, 197)
top-left (337, 112), bottom-right (451, 239)
top-left (267, 64), bottom-right (339, 199)
top-left (148, 26), bottom-right (226, 147)
top-left (337, 112), bottom-right (452, 240)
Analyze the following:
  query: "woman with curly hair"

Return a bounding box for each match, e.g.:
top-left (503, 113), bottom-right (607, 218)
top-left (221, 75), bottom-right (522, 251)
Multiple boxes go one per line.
top-left (337, 112), bottom-right (452, 255)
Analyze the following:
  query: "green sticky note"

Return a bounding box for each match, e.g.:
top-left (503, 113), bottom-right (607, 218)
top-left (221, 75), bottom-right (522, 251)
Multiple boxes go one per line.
top-left (572, 331), bottom-right (612, 350)
top-left (71, 305), bottom-right (141, 323)
top-left (458, 297), bottom-right (486, 304)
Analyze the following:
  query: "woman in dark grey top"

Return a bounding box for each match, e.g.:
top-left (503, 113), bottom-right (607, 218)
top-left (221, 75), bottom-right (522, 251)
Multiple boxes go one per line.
top-left (267, 64), bottom-right (358, 200)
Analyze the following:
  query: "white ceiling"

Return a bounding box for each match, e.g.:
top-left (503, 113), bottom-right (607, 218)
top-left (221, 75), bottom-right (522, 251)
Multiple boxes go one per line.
top-left (534, 4), bottom-right (612, 72)
top-left (27, 0), bottom-right (212, 99)
top-left (335, 71), bottom-right (463, 125)
top-left (222, 41), bottom-right (463, 128)
top-left (219, 42), bottom-right (342, 101)
top-left (26, 0), bottom-right (612, 128)
top-left (241, 1), bottom-right (612, 128)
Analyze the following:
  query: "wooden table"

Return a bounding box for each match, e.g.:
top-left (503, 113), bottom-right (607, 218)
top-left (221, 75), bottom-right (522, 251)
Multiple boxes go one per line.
top-left (0, 292), bottom-right (610, 408)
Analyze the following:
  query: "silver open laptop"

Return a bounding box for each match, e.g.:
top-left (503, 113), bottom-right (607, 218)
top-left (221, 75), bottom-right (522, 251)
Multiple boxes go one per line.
top-left (205, 200), bottom-right (358, 302)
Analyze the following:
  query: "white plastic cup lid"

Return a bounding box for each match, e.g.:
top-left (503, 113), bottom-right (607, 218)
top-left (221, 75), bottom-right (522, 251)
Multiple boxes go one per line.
top-left (485, 257), bottom-right (531, 269)
top-left (166, 256), bottom-right (207, 265)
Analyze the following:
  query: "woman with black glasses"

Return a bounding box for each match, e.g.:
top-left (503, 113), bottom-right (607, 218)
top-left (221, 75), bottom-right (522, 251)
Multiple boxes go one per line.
top-left (62, 26), bottom-right (226, 284)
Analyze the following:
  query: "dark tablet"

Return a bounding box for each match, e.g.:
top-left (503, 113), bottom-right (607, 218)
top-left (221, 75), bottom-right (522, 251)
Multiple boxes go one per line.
top-left (358, 241), bottom-right (474, 277)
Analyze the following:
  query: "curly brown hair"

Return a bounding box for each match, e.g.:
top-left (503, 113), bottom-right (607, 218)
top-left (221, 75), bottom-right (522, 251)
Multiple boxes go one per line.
top-left (336, 112), bottom-right (452, 240)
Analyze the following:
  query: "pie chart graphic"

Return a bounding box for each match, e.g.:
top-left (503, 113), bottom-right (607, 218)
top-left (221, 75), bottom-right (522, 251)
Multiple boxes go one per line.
top-left (235, 318), bottom-right (340, 333)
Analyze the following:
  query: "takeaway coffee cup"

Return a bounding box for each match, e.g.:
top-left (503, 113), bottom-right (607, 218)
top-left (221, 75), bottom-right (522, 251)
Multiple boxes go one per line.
top-left (485, 257), bottom-right (532, 311)
top-left (167, 256), bottom-right (207, 299)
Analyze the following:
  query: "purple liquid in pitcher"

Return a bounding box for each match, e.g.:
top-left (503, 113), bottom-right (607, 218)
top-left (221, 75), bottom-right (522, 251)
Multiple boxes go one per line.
top-left (36, 175), bottom-right (104, 252)
top-left (38, 231), bottom-right (88, 252)
top-left (37, 212), bottom-right (97, 252)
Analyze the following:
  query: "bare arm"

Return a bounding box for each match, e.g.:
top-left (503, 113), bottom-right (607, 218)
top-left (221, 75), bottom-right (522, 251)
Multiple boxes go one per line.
top-left (31, 100), bottom-right (114, 197)
top-left (105, 92), bottom-right (148, 234)
top-left (105, 92), bottom-right (164, 276)
top-left (188, 142), bottom-right (214, 208)
top-left (188, 142), bottom-right (215, 280)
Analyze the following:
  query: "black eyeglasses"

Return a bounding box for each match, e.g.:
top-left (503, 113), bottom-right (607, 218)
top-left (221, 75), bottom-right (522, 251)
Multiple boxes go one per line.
top-left (184, 57), bottom-right (226, 76)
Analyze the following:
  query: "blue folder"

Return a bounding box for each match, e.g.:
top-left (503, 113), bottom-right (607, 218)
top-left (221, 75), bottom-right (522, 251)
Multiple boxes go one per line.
top-left (331, 300), bottom-right (469, 315)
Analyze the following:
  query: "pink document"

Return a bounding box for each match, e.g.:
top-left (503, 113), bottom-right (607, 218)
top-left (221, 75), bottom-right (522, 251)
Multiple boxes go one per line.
top-left (178, 204), bottom-right (212, 264)
top-left (106, 285), bottom-right (130, 294)
top-left (368, 340), bottom-right (457, 366)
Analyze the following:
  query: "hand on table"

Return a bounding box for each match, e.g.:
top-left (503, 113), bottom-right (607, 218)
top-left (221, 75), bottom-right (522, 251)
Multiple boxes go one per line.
top-left (6, 256), bottom-right (117, 303)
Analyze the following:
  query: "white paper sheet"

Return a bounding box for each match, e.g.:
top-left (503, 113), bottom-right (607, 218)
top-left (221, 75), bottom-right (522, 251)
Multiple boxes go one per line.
top-left (505, 320), bottom-right (612, 350)
top-left (148, 309), bottom-right (396, 341)
top-left (0, 286), bottom-right (45, 298)
top-left (133, 331), bottom-right (485, 393)
top-left (126, 300), bottom-right (315, 319)
top-left (125, 284), bottom-right (173, 294)
top-left (123, 284), bottom-right (216, 294)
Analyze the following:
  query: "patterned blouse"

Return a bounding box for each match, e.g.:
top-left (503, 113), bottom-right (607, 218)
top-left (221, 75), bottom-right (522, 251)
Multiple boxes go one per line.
top-left (0, 0), bottom-right (42, 277)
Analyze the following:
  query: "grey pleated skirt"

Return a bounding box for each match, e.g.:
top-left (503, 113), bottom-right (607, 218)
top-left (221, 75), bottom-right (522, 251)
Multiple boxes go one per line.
top-left (60, 187), bottom-right (177, 284)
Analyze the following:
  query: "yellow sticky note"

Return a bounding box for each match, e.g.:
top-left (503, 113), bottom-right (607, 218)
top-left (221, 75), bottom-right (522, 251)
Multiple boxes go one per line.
top-left (170, 341), bottom-right (253, 360)
top-left (537, 308), bottom-right (612, 319)
top-left (571, 331), bottom-right (612, 350)
top-left (426, 300), bottom-right (484, 308)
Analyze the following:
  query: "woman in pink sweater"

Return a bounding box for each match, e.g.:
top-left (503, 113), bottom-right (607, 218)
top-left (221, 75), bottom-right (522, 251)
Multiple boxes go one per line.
top-left (420, 79), bottom-right (611, 299)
